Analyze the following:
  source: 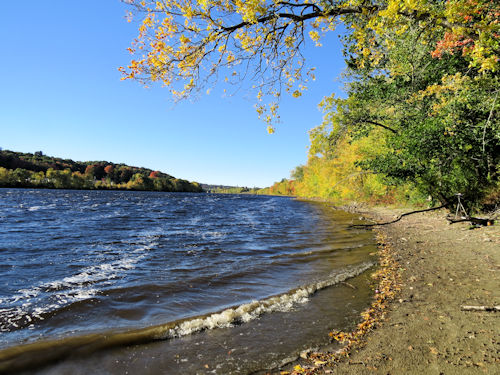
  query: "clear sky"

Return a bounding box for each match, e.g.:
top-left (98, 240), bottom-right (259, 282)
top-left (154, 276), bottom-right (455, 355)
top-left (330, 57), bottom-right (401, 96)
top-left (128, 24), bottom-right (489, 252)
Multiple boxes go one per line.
top-left (0, 1), bottom-right (346, 188)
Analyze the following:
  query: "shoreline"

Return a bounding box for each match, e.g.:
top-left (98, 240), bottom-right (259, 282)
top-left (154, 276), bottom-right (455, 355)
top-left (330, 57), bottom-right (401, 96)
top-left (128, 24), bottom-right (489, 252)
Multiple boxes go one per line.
top-left (0, 192), bottom-right (378, 375)
top-left (274, 205), bottom-right (499, 374)
top-left (2, 196), bottom-right (497, 373)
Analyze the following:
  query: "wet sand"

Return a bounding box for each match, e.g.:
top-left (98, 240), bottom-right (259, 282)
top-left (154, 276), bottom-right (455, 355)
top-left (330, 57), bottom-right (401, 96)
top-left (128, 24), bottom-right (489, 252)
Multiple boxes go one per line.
top-left (275, 207), bottom-right (499, 374)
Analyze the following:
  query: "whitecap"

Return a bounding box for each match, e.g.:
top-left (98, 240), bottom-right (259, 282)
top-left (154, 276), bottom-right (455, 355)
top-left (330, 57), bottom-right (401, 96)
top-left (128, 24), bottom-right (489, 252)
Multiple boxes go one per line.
top-left (201, 231), bottom-right (226, 241)
top-left (27, 204), bottom-right (56, 211)
top-left (159, 261), bottom-right (375, 339)
top-left (0, 237), bottom-right (160, 331)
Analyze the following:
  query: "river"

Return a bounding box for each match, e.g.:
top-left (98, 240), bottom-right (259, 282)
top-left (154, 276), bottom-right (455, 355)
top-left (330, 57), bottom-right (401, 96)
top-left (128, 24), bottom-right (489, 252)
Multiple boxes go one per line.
top-left (0, 189), bottom-right (377, 374)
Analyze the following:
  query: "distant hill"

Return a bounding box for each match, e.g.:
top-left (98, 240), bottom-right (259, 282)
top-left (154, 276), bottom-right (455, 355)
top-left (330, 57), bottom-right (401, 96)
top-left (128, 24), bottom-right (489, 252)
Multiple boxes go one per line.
top-left (0, 149), bottom-right (203, 192)
top-left (201, 184), bottom-right (261, 194)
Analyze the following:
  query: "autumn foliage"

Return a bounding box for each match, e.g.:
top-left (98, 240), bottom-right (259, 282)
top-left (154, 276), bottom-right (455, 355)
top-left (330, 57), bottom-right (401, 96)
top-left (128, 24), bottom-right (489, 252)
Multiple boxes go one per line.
top-left (122, 1), bottom-right (499, 208)
top-left (122, 1), bottom-right (497, 131)
top-left (104, 165), bottom-right (114, 175)
top-left (0, 150), bottom-right (203, 192)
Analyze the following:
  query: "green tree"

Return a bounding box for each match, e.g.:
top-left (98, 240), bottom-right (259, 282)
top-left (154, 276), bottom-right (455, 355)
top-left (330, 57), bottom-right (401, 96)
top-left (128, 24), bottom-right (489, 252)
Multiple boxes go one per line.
top-left (0, 167), bottom-right (14, 187)
top-left (12, 168), bottom-right (31, 185)
top-left (291, 165), bottom-right (305, 182)
top-left (122, 0), bottom-right (498, 132)
top-left (122, 0), bottom-right (499, 207)
top-left (322, 17), bottom-right (499, 208)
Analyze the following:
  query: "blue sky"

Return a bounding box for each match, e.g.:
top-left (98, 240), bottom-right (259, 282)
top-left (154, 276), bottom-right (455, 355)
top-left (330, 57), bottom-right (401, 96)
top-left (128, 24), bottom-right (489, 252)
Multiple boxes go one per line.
top-left (0, 1), bottom-right (346, 187)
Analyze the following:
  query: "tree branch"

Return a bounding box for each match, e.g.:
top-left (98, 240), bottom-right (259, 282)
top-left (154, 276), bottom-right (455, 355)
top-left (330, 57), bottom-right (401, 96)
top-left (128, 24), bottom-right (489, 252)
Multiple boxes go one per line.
top-left (360, 119), bottom-right (398, 134)
top-left (350, 203), bottom-right (450, 228)
top-left (221, 5), bottom-right (379, 32)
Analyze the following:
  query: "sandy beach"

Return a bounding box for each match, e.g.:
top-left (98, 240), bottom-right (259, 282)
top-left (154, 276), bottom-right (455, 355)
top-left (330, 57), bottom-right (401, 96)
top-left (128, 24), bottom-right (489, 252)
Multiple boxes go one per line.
top-left (276, 207), bottom-right (499, 374)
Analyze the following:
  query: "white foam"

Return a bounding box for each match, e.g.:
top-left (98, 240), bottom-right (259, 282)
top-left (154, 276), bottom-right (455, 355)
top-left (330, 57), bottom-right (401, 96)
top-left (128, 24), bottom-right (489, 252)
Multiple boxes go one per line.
top-left (189, 216), bottom-right (202, 225)
top-left (160, 261), bottom-right (375, 339)
top-left (27, 204), bottom-right (56, 212)
top-left (201, 231), bottom-right (226, 240)
top-left (0, 239), bottom-right (159, 331)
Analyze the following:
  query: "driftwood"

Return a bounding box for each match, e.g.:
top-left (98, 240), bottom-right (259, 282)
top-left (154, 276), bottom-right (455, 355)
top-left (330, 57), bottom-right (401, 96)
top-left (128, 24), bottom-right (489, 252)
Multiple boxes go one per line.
top-left (461, 305), bottom-right (500, 312)
top-left (350, 193), bottom-right (496, 228)
top-left (350, 204), bottom-right (449, 228)
top-left (341, 281), bottom-right (357, 289)
top-left (446, 216), bottom-right (495, 226)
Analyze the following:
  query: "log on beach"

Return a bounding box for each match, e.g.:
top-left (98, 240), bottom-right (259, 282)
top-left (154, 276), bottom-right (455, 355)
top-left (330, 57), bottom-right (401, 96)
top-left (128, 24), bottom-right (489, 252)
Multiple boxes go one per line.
top-left (446, 216), bottom-right (495, 226)
top-left (461, 305), bottom-right (500, 312)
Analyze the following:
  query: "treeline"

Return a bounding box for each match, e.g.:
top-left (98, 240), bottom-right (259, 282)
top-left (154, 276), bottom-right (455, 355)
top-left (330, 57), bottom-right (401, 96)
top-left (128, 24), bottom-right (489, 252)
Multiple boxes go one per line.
top-left (257, 179), bottom-right (298, 197)
top-left (0, 150), bottom-right (203, 192)
top-left (202, 184), bottom-right (260, 194)
top-left (118, 1), bottom-right (499, 211)
top-left (258, 133), bottom-right (427, 206)
top-left (259, 2), bottom-right (499, 212)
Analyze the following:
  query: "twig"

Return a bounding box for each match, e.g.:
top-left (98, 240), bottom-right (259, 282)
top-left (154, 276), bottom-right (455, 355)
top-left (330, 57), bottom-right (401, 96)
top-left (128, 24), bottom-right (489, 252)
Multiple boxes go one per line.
top-left (482, 90), bottom-right (498, 155)
top-left (341, 281), bottom-right (357, 289)
top-left (461, 305), bottom-right (500, 312)
top-left (329, 171), bottom-right (373, 191)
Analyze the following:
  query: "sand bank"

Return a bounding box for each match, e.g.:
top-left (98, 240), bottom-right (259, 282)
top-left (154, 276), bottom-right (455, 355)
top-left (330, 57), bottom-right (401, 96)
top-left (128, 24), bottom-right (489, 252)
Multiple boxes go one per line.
top-left (276, 207), bottom-right (499, 374)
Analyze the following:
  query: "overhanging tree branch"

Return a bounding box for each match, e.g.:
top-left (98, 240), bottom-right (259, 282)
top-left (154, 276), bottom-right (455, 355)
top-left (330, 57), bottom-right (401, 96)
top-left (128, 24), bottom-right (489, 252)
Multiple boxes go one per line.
top-left (221, 5), bottom-right (380, 32)
top-left (360, 119), bottom-right (398, 134)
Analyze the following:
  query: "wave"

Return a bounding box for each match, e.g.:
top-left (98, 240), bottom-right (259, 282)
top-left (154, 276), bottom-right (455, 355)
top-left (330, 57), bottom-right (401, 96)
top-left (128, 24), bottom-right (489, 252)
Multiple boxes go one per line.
top-left (27, 204), bottom-right (56, 212)
top-left (0, 241), bottom-right (158, 332)
top-left (270, 243), bottom-right (368, 260)
top-left (0, 261), bottom-right (374, 374)
top-left (160, 261), bottom-right (374, 338)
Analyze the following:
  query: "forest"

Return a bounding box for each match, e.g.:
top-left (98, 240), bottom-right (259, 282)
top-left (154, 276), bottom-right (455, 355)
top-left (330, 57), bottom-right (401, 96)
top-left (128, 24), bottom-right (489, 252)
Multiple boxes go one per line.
top-left (202, 184), bottom-right (261, 194)
top-left (0, 150), bottom-right (203, 192)
top-left (120, 0), bottom-right (499, 212)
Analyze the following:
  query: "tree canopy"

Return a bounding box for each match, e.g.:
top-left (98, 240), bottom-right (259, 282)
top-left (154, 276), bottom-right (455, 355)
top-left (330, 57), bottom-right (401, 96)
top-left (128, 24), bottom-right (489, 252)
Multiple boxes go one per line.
top-left (122, 0), bottom-right (499, 208)
top-left (0, 149), bottom-right (203, 192)
top-left (121, 0), bottom-right (498, 129)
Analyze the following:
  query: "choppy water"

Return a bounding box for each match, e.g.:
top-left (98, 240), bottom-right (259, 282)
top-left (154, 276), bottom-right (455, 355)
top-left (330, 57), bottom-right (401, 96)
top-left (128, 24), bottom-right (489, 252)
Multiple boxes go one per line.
top-left (0, 189), bottom-right (377, 374)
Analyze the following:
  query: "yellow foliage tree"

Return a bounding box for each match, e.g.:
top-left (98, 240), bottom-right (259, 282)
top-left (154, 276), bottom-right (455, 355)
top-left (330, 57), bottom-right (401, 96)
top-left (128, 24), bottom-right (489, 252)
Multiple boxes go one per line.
top-left (121, 0), bottom-right (498, 130)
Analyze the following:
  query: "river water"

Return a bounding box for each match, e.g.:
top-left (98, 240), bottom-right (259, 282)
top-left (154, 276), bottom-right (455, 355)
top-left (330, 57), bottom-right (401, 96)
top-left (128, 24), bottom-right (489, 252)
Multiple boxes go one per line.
top-left (0, 189), bottom-right (377, 374)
